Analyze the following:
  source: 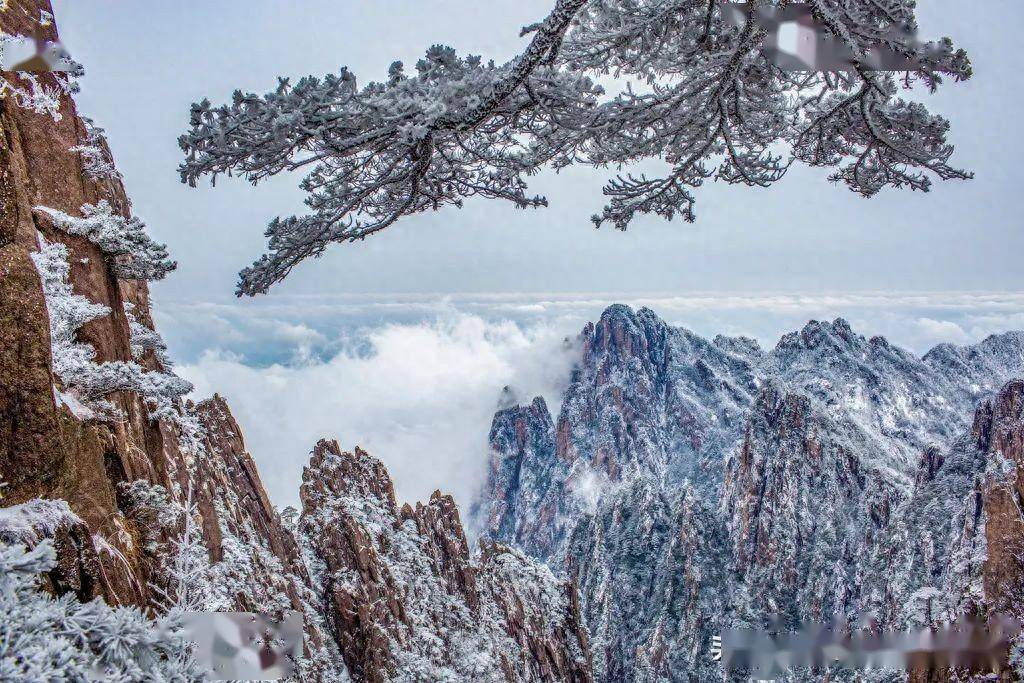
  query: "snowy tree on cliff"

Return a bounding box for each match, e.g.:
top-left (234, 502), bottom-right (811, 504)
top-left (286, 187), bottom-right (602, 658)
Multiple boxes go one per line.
top-left (178, 0), bottom-right (971, 296)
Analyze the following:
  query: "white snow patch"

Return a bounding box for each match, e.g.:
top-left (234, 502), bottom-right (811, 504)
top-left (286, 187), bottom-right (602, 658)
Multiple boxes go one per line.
top-left (0, 498), bottom-right (82, 545)
top-left (53, 384), bottom-right (95, 420)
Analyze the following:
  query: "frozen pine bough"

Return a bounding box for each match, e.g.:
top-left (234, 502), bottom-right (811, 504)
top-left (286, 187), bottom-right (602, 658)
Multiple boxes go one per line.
top-left (178, 0), bottom-right (972, 296)
top-left (35, 201), bottom-right (175, 281)
top-left (0, 487), bottom-right (207, 681)
top-left (69, 117), bottom-right (122, 181)
top-left (0, 539), bottom-right (207, 681)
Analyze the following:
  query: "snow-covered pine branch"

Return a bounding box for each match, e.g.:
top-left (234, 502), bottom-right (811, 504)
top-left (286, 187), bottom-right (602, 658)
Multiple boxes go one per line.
top-left (0, 490), bottom-right (206, 680)
top-left (35, 201), bottom-right (176, 282)
top-left (0, 537), bottom-right (208, 680)
top-left (70, 117), bottom-right (123, 181)
top-left (178, 0), bottom-right (971, 296)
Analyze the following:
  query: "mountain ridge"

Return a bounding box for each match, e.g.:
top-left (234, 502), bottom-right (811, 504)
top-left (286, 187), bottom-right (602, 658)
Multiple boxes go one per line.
top-left (475, 304), bottom-right (1024, 681)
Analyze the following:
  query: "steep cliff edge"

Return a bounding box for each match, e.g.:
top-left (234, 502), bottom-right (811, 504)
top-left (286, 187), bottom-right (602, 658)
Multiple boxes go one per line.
top-left (0, 4), bottom-right (341, 675)
top-left (0, 3), bottom-right (593, 681)
top-left (299, 440), bottom-right (592, 682)
top-left (1, 0), bottom-right (195, 607)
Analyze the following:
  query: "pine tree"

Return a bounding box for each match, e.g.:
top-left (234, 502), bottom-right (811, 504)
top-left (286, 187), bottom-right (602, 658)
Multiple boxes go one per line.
top-left (177, 0), bottom-right (972, 295)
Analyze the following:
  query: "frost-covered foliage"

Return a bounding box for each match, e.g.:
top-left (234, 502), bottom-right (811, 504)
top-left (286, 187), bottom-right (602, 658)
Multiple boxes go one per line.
top-left (0, 539), bottom-right (206, 681)
top-left (564, 476), bottom-right (728, 681)
top-left (153, 492), bottom-right (222, 618)
top-left (36, 201), bottom-right (176, 281)
top-left (0, 71), bottom-right (66, 119)
top-left (70, 117), bottom-right (122, 181)
top-left (31, 236), bottom-right (112, 412)
top-left (477, 305), bottom-right (1024, 682)
top-left (120, 480), bottom-right (179, 525)
top-left (179, 0), bottom-right (971, 295)
top-left (31, 234), bottom-right (193, 423)
top-left (126, 301), bottom-right (172, 367)
top-left (206, 497), bottom-right (292, 614)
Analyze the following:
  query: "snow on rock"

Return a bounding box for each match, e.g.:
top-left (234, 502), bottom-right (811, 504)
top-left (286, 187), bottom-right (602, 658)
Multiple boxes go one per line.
top-left (0, 497), bottom-right (104, 602)
top-left (475, 304), bottom-right (1024, 681)
top-left (299, 439), bottom-right (592, 683)
top-left (32, 232), bottom-right (192, 422)
top-left (0, 498), bottom-right (82, 546)
top-left (52, 384), bottom-right (94, 420)
top-left (971, 380), bottom-right (1024, 619)
top-left (125, 300), bottom-right (171, 366)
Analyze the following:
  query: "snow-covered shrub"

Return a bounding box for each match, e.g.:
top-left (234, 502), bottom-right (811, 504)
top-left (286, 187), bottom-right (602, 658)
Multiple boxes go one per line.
top-left (0, 498), bottom-right (84, 548)
top-left (0, 538), bottom-right (207, 681)
top-left (70, 117), bottom-right (122, 181)
top-left (81, 361), bottom-right (193, 422)
top-left (117, 481), bottom-right (217, 614)
top-left (36, 201), bottom-right (175, 281)
top-left (151, 491), bottom-right (222, 616)
top-left (31, 234), bottom-right (193, 422)
top-left (126, 301), bottom-right (171, 367)
top-left (31, 235), bottom-right (118, 418)
top-left (119, 481), bottom-right (178, 528)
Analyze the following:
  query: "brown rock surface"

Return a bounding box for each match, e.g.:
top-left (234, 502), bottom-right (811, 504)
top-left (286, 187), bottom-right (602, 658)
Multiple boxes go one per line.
top-left (300, 439), bottom-right (593, 682)
top-left (974, 380), bottom-right (1024, 620)
top-left (0, 0), bottom-right (154, 606)
top-left (0, 3), bottom-right (338, 675)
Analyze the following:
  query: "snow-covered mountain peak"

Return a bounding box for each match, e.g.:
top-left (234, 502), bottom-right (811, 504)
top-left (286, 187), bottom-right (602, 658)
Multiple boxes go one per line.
top-left (775, 316), bottom-right (860, 353)
top-left (475, 305), bottom-right (1024, 681)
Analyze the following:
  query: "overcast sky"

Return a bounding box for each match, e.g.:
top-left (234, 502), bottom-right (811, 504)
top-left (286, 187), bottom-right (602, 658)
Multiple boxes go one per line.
top-left (48, 2), bottom-right (1024, 510)
top-left (53, 0), bottom-right (1024, 300)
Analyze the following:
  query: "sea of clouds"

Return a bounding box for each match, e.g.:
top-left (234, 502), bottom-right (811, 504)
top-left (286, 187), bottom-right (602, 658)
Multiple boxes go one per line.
top-left (163, 292), bottom-right (1024, 512)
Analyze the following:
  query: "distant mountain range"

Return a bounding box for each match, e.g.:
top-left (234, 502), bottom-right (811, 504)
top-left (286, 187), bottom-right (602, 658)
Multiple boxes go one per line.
top-left (474, 305), bottom-right (1024, 681)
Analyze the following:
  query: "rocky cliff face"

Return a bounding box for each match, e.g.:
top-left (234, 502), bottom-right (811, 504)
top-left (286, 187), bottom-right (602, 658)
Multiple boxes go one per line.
top-left (0, 4), bottom-right (343, 676)
top-left (0, 3), bottom-right (593, 681)
top-left (298, 440), bottom-right (592, 682)
top-left (2, 0), bottom-right (197, 608)
top-left (974, 381), bottom-right (1024, 621)
top-left (477, 305), bottom-right (1024, 681)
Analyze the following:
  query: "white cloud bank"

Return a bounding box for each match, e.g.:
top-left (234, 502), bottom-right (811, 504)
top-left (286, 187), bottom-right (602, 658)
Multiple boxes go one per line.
top-left (172, 292), bottom-right (1024, 514)
top-left (178, 311), bottom-right (576, 510)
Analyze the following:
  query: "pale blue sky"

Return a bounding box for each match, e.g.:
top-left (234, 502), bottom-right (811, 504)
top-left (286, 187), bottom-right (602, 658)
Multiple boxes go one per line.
top-left (52, 1), bottom-right (1024, 302)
